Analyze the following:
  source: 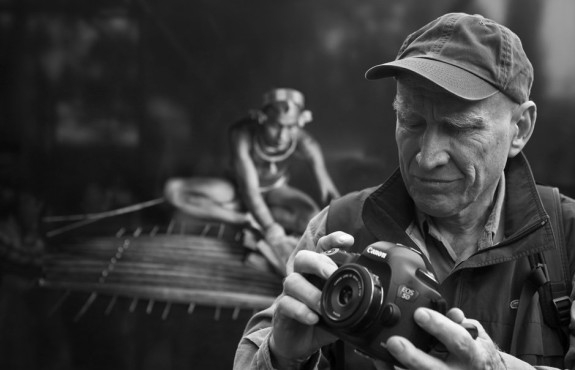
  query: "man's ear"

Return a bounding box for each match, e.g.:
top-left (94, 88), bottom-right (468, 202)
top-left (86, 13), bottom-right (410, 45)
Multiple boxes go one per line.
top-left (509, 101), bottom-right (537, 158)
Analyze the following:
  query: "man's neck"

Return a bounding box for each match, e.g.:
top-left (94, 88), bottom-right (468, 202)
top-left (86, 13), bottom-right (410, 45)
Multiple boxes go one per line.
top-left (422, 175), bottom-right (505, 260)
top-left (431, 209), bottom-right (491, 259)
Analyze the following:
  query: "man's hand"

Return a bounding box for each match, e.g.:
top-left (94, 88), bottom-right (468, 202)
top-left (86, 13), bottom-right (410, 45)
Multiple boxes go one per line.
top-left (269, 232), bottom-right (354, 368)
top-left (378, 307), bottom-right (505, 370)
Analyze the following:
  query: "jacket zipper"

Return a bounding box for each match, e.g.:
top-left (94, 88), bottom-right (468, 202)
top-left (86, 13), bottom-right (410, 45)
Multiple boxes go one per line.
top-left (450, 216), bottom-right (549, 274)
top-left (447, 219), bottom-right (547, 308)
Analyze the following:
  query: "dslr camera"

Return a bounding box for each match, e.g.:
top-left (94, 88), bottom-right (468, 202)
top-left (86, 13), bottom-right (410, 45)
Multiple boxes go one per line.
top-left (308, 241), bottom-right (446, 363)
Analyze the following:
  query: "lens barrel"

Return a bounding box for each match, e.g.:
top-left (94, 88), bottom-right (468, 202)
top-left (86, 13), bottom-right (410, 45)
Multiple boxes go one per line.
top-left (321, 264), bottom-right (384, 333)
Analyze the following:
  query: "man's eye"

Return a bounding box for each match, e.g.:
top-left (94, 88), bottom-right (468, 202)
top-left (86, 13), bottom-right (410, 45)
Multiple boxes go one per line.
top-left (443, 116), bottom-right (484, 133)
top-left (400, 119), bottom-right (425, 130)
top-left (444, 123), bottom-right (474, 134)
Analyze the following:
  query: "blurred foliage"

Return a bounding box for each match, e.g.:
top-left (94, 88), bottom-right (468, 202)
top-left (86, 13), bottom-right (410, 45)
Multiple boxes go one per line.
top-left (1, 0), bottom-right (574, 217)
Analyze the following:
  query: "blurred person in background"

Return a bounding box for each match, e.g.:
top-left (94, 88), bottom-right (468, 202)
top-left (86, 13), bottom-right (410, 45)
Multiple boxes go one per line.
top-left (164, 88), bottom-right (340, 269)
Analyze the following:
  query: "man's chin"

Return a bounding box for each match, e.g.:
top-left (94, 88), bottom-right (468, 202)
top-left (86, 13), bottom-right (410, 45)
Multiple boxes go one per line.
top-left (412, 195), bottom-right (460, 218)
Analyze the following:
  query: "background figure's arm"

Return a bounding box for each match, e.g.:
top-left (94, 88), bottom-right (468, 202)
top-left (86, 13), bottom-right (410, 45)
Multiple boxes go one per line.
top-left (231, 128), bottom-right (282, 234)
top-left (297, 131), bottom-right (340, 206)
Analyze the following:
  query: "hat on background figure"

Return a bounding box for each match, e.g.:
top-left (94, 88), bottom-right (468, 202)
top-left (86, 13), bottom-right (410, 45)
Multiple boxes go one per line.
top-left (257, 88), bottom-right (312, 127)
top-left (262, 88), bottom-right (305, 108)
top-left (365, 12), bottom-right (533, 104)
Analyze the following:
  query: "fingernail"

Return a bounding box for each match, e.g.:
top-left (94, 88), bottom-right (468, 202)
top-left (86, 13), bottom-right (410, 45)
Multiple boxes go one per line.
top-left (338, 233), bottom-right (353, 244)
top-left (414, 308), bottom-right (430, 323)
top-left (306, 312), bottom-right (319, 325)
top-left (387, 338), bottom-right (405, 354)
top-left (322, 265), bottom-right (337, 278)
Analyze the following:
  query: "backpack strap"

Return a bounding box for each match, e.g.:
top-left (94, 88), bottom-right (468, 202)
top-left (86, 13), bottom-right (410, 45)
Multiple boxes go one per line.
top-left (511, 186), bottom-right (571, 355)
top-left (538, 186), bottom-right (572, 330)
top-left (539, 187), bottom-right (569, 279)
top-left (512, 186), bottom-right (572, 355)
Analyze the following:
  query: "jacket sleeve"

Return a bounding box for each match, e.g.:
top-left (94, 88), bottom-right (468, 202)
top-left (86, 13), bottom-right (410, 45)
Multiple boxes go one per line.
top-left (233, 208), bottom-right (331, 370)
top-left (233, 304), bottom-right (279, 369)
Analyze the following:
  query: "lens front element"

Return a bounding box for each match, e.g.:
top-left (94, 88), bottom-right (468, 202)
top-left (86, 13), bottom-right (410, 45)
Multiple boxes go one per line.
top-left (321, 264), bottom-right (384, 332)
top-left (338, 285), bottom-right (354, 306)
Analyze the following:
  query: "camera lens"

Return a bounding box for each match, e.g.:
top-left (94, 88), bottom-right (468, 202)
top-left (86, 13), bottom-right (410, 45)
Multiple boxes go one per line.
top-left (338, 286), bottom-right (353, 306)
top-left (321, 264), bottom-right (384, 332)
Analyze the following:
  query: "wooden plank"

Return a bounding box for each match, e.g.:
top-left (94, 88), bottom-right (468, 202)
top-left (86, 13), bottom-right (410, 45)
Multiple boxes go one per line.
top-left (42, 231), bottom-right (283, 309)
top-left (38, 279), bottom-right (276, 309)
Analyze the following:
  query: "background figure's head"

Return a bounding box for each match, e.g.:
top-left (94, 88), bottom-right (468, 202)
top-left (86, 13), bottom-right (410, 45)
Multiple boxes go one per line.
top-left (365, 13), bottom-right (537, 218)
top-left (255, 88), bottom-right (312, 148)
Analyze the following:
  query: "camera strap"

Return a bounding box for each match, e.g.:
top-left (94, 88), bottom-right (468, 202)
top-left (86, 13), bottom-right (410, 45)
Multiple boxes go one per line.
top-left (510, 186), bottom-right (571, 355)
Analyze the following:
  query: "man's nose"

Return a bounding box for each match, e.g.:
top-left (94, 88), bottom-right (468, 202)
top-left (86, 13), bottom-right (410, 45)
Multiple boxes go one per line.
top-left (416, 127), bottom-right (449, 169)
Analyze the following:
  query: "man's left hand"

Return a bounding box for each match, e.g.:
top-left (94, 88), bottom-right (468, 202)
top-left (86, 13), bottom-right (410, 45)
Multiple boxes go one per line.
top-left (376, 307), bottom-right (505, 370)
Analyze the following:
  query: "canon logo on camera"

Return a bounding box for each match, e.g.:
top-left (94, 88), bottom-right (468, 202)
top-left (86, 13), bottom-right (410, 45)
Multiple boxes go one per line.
top-left (366, 246), bottom-right (387, 260)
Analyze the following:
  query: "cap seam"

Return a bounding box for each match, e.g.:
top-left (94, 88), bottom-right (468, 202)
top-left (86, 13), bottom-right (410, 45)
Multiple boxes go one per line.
top-left (431, 13), bottom-right (457, 55)
top-left (498, 23), bottom-right (512, 91)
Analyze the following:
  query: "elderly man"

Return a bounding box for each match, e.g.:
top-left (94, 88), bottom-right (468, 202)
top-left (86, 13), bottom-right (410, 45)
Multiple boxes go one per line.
top-left (234, 13), bottom-right (575, 370)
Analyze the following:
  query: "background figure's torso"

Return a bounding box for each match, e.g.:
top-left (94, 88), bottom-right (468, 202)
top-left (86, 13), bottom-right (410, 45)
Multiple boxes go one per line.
top-left (230, 118), bottom-right (296, 191)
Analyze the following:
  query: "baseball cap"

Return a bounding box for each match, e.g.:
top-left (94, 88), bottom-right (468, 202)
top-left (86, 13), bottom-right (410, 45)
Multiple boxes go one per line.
top-left (365, 13), bottom-right (533, 103)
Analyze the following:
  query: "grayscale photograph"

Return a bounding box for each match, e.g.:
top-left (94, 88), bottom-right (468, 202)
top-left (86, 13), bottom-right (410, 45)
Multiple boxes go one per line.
top-left (1, 0), bottom-right (575, 369)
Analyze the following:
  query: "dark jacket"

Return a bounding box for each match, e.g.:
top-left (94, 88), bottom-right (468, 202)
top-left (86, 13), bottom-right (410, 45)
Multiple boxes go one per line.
top-left (326, 153), bottom-right (575, 367)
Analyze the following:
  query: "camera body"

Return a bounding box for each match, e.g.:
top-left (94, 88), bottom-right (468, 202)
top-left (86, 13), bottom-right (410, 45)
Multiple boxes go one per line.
top-left (311, 241), bottom-right (446, 363)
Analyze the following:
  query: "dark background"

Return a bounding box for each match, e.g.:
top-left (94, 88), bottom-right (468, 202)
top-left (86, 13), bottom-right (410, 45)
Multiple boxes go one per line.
top-left (3, 0), bottom-right (575, 213)
top-left (1, 0), bottom-right (575, 369)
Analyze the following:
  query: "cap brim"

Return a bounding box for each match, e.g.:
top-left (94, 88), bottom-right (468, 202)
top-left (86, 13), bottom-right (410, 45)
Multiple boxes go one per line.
top-left (365, 57), bottom-right (498, 101)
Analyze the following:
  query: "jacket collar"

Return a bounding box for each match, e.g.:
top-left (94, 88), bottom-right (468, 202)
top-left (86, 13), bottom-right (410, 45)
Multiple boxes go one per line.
top-left (362, 152), bottom-right (555, 266)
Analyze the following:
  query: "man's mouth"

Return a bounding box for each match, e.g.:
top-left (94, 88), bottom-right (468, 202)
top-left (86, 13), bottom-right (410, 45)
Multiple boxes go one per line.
top-left (417, 177), bottom-right (453, 183)
top-left (412, 176), bottom-right (460, 189)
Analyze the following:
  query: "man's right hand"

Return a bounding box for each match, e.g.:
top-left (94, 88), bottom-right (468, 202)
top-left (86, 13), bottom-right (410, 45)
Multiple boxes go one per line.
top-left (268, 232), bottom-right (355, 368)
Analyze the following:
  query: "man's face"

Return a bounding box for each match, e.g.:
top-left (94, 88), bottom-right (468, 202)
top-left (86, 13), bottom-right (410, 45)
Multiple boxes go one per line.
top-left (395, 74), bottom-right (517, 218)
top-left (260, 101), bottom-right (301, 148)
top-left (261, 120), bottom-right (299, 148)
